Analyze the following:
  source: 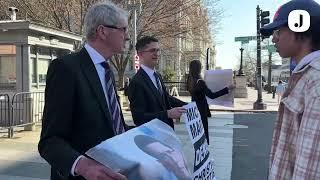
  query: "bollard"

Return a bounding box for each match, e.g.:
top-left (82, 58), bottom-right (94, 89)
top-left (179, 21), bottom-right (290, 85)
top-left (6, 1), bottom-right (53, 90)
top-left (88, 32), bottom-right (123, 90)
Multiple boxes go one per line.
top-left (8, 127), bottom-right (14, 138)
top-left (272, 87), bottom-right (276, 99)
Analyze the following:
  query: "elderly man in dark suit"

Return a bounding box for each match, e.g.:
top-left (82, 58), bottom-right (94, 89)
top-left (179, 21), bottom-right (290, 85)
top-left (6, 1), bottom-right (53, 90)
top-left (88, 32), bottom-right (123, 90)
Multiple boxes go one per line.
top-left (38, 1), bottom-right (129, 180)
top-left (128, 36), bottom-right (187, 129)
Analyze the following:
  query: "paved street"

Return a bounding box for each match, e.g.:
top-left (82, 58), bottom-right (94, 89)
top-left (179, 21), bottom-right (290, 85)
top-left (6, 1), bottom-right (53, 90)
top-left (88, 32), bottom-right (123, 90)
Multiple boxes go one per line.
top-left (0, 87), bottom-right (279, 180)
top-left (177, 112), bottom-right (277, 180)
top-left (231, 113), bottom-right (276, 180)
top-left (0, 112), bottom-right (277, 180)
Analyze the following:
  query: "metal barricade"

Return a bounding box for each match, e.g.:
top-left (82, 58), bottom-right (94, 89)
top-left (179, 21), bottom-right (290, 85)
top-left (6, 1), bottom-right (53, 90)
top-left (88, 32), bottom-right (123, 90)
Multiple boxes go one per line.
top-left (11, 91), bottom-right (45, 128)
top-left (0, 94), bottom-right (10, 128)
top-left (163, 81), bottom-right (189, 96)
top-left (0, 91), bottom-right (45, 137)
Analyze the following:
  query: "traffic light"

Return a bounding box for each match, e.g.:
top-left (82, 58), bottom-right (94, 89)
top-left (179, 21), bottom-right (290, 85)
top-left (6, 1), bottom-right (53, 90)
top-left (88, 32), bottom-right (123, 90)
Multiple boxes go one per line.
top-left (260, 11), bottom-right (270, 27)
top-left (260, 10), bottom-right (270, 39)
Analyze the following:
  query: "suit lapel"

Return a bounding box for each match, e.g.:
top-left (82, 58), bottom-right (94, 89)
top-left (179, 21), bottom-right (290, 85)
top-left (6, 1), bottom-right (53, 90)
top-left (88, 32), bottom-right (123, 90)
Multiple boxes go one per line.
top-left (138, 69), bottom-right (164, 107)
top-left (78, 48), bottom-right (114, 130)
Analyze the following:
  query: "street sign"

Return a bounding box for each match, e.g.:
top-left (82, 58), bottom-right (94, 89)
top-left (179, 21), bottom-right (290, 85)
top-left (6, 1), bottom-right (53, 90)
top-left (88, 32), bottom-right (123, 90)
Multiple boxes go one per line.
top-left (241, 40), bottom-right (250, 44)
top-left (235, 36), bottom-right (257, 42)
top-left (262, 45), bottom-right (276, 53)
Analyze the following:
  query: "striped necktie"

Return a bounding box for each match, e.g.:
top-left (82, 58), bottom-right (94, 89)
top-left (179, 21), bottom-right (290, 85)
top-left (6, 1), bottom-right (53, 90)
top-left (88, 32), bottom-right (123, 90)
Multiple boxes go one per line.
top-left (101, 62), bottom-right (125, 135)
top-left (154, 72), bottom-right (163, 95)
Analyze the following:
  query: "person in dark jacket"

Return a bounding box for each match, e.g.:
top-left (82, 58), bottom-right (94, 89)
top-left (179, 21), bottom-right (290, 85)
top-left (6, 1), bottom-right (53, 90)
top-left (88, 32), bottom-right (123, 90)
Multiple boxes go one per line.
top-left (128, 36), bottom-right (186, 129)
top-left (38, 2), bottom-right (129, 180)
top-left (187, 60), bottom-right (233, 144)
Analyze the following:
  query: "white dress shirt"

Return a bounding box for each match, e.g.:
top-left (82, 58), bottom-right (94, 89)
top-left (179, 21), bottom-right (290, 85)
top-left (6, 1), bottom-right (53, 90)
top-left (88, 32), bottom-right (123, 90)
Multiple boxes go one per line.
top-left (84, 43), bottom-right (111, 103)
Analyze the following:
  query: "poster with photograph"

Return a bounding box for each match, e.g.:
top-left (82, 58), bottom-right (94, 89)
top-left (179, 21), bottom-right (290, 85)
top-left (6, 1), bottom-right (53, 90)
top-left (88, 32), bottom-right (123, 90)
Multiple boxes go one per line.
top-left (86, 119), bottom-right (192, 180)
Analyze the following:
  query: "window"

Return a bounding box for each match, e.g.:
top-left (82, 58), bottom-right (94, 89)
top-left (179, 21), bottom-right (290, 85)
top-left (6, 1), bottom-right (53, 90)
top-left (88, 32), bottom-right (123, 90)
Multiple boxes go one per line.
top-left (38, 58), bottom-right (50, 84)
top-left (30, 45), bottom-right (37, 55)
top-left (38, 47), bottom-right (50, 56)
top-left (31, 47), bottom-right (70, 86)
top-left (31, 58), bottom-right (37, 83)
top-left (0, 45), bottom-right (16, 89)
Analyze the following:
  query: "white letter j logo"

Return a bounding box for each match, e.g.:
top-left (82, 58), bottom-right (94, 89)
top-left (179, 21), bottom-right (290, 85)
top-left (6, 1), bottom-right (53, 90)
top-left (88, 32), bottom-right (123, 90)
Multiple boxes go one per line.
top-left (288, 10), bottom-right (310, 32)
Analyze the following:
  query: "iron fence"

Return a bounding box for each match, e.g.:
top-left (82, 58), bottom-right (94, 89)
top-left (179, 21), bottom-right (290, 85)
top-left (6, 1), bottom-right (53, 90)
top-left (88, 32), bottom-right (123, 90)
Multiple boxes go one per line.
top-left (163, 81), bottom-right (188, 92)
top-left (163, 81), bottom-right (189, 96)
top-left (0, 91), bottom-right (44, 137)
top-left (11, 91), bottom-right (45, 127)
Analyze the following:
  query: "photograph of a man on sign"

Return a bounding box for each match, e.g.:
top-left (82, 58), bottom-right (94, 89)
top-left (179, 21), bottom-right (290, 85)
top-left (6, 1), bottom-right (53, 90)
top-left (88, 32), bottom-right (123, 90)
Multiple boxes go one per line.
top-left (85, 119), bottom-right (192, 180)
top-left (134, 135), bottom-right (191, 180)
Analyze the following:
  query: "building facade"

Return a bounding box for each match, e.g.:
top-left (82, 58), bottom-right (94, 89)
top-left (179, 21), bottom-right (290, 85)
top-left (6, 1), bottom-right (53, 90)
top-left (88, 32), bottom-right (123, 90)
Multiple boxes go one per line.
top-left (262, 58), bottom-right (290, 86)
top-left (158, 4), bottom-right (216, 82)
top-left (0, 19), bottom-right (82, 95)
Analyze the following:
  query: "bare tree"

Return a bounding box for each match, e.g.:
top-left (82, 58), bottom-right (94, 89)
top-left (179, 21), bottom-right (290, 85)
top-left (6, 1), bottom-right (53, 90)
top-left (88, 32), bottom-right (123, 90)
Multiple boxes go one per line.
top-left (0, 0), bottom-right (100, 33)
top-left (111, 0), bottom-right (222, 87)
top-left (0, 0), bottom-right (222, 87)
top-left (242, 47), bottom-right (257, 83)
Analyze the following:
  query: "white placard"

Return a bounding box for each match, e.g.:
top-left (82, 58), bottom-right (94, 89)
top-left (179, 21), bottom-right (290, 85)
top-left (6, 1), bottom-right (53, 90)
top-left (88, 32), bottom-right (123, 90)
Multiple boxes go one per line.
top-left (204, 69), bottom-right (234, 107)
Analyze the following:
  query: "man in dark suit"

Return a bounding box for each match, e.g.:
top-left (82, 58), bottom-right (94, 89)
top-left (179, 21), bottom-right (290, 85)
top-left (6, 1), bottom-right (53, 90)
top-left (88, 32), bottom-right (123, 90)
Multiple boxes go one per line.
top-left (128, 36), bottom-right (187, 129)
top-left (38, 2), bottom-right (129, 180)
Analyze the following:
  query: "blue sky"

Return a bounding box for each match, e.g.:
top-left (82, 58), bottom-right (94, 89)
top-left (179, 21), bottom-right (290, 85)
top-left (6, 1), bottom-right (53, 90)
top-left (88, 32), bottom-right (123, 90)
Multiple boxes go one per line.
top-left (215, 0), bottom-right (320, 69)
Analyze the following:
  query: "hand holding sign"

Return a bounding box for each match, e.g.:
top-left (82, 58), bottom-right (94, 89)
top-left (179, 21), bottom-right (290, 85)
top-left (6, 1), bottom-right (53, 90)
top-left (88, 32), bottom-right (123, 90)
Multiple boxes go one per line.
top-left (75, 156), bottom-right (127, 180)
top-left (167, 107), bottom-right (186, 119)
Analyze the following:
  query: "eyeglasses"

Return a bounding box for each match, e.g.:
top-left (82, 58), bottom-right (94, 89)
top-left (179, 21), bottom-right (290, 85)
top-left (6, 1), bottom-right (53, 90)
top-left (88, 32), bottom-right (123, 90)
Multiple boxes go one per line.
top-left (102, 25), bottom-right (127, 33)
top-left (139, 48), bottom-right (161, 54)
top-left (273, 29), bottom-right (280, 38)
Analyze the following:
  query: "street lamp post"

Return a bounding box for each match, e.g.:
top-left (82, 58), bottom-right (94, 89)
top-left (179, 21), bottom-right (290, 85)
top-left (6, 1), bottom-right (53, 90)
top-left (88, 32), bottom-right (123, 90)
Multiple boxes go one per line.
top-left (238, 47), bottom-right (244, 76)
top-left (253, 5), bottom-right (267, 110)
top-left (128, 0), bottom-right (142, 71)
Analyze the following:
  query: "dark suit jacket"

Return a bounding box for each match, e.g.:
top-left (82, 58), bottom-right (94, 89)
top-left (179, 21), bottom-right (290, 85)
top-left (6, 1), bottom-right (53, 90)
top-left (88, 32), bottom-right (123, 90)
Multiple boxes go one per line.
top-left (128, 68), bottom-right (186, 129)
top-left (190, 79), bottom-right (229, 142)
top-left (38, 48), bottom-right (128, 180)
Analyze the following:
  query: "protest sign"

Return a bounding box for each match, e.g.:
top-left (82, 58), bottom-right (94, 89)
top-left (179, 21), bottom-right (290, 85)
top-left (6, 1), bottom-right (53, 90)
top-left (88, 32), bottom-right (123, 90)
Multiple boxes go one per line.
top-left (181, 102), bottom-right (216, 180)
top-left (86, 119), bottom-right (192, 180)
top-left (204, 69), bottom-right (234, 107)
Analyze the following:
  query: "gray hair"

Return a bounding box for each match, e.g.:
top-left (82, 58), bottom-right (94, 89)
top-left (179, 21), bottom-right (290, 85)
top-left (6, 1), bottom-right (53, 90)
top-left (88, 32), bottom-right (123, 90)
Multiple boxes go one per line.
top-left (84, 1), bottom-right (128, 41)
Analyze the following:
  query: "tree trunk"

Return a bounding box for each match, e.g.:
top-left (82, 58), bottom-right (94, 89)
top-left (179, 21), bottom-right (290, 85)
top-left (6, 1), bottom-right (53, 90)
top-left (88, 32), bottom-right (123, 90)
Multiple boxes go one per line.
top-left (117, 69), bottom-right (125, 89)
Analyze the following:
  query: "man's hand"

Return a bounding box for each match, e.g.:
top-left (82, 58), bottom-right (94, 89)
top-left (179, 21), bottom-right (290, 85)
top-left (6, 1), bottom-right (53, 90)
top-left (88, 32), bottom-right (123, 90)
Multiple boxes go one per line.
top-left (75, 156), bottom-right (127, 180)
top-left (167, 107), bottom-right (186, 119)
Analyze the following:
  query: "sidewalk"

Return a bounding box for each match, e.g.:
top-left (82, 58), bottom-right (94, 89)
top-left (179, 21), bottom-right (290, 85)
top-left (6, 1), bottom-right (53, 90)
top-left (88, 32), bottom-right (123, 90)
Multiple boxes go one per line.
top-left (0, 127), bottom-right (49, 180)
